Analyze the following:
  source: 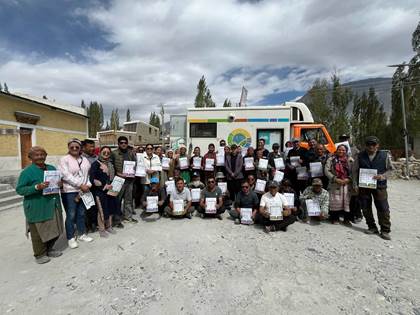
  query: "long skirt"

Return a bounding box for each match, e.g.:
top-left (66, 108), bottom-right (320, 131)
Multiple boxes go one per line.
top-left (329, 184), bottom-right (350, 212)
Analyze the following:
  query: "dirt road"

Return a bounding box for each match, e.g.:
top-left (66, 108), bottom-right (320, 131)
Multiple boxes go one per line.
top-left (0, 180), bottom-right (419, 315)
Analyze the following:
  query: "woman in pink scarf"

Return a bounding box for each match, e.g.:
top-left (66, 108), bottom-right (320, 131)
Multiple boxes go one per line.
top-left (325, 144), bottom-right (353, 226)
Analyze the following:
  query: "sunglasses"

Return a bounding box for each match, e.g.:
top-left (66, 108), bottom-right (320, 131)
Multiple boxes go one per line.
top-left (119, 142), bottom-right (128, 145)
top-left (208, 180), bottom-right (215, 183)
top-left (102, 151), bottom-right (111, 155)
top-left (146, 147), bottom-right (153, 150)
top-left (241, 186), bottom-right (249, 189)
top-left (69, 146), bottom-right (80, 150)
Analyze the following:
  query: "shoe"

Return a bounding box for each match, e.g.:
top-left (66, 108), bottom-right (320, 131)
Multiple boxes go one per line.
top-left (129, 218), bottom-right (138, 223)
top-left (331, 220), bottom-right (340, 225)
top-left (106, 228), bottom-right (117, 234)
top-left (216, 214), bottom-right (223, 220)
top-left (280, 226), bottom-right (287, 232)
top-left (115, 223), bottom-right (124, 229)
top-left (342, 220), bottom-right (352, 227)
top-left (364, 228), bottom-right (379, 235)
top-left (354, 217), bottom-right (363, 223)
top-left (35, 255), bottom-right (51, 264)
top-left (68, 238), bottom-right (79, 249)
top-left (380, 232), bottom-right (391, 240)
top-left (186, 213), bottom-right (192, 219)
top-left (78, 234), bottom-right (94, 242)
top-left (99, 230), bottom-right (109, 238)
top-left (47, 250), bottom-right (62, 258)
top-left (234, 218), bottom-right (240, 225)
top-left (264, 226), bottom-right (271, 233)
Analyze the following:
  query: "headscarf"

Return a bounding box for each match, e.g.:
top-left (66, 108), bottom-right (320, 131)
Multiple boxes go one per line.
top-left (98, 149), bottom-right (115, 180)
top-left (334, 147), bottom-right (349, 180)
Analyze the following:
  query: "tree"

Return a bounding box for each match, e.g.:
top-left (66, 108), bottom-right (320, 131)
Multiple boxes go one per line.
top-left (87, 101), bottom-right (104, 137)
top-left (306, 78), bottom-right (331, 127)
top-left (329, 74), bottom-right (352, 141)
top-left (194, 75), bottom-right (216, 107)
top-left (81, 100), bottom-right (86, 108)
top-left (3, 83), bottom-right (9, 93)
top-left (110, 108), bottom-right (120, 131)
top-left (126, 108), bottom-right (131, 122)
top-left (204, 89), bottom-right (216, 107)
top-left (0, 82), bottom-right (2, 92)
top-left (223, 98), bottom-right (232, 107)
top-left (149, 112), bottom-right (161, 129)
top-left (104, 120), bottom-right (110, 130)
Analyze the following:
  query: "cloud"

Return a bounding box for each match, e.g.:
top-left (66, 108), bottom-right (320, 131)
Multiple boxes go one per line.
top-left (0, 0), bottom-right (418, 122)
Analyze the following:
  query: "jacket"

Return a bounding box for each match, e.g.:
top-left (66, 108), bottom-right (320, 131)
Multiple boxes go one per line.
top-left (225, 153), bottom-right (244, 180)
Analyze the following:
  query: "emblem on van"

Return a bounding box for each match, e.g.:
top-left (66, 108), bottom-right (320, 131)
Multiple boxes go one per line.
top-left (227, 129), bottom-right (252, 148)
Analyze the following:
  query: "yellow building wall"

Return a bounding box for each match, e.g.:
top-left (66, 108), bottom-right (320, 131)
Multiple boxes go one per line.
top-left (0, 94), bottom-right (86, 132)
top-left (0, 124), bottom-right (18, 157)
top-left (36, 129), bottom-right (84, 155)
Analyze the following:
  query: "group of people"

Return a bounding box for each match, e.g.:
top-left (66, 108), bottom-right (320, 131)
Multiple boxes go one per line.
top-left (16, 134), bottom-right (393, 264)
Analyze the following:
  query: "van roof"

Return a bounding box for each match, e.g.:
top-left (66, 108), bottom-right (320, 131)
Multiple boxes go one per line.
top-left (187, 102), bottom-right (305, 111)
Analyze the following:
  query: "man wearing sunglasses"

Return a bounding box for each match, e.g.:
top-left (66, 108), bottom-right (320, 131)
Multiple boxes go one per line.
top-left (229, 180), bottom-right (259, 224)
top-left (111, 136), bottom-right (137, 225)
top-left (198, 176), bottom-right (225, 220)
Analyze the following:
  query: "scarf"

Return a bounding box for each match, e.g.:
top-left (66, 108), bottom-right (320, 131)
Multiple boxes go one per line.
top-left (334, 155), bottom-right (349, 180)
top-left (98, 156), bottom-right (115, 181)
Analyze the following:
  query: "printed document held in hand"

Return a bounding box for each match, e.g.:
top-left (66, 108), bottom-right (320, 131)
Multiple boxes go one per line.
top-left (269, 202), bottom-right (282, 221)
top-left (146, 196), bottom-right (159, 213)
top-left (290, 156), bottom-right (300, 167)
top-left (258, 158), bottom-right (268, 170)
top-left (274, 158), bottom-right (285, 170)
top-left (306, 199), bottom-right (321, 216)
top-left (255, 179), bottom-right (266, 194)
top-left (179, 157), bottom-right (189, 170)
top-left (244, 157), bottom-right (255, 170)
top-left (218, 182), bottom-right (227, 194)
top-left (240, 208), bottom-right (253, 225)
top-left (43, 170), bottom-right (60, 195)
top-left (273, 171), bottom-right (284, 183)
top-left (296, 166), bottom-right (309, 180)
top-left (135, 154), bottom-right (146, 177)
top-left (107, 176), bottom-right (125, 196)
top-left (165, 180), bottom-right (175, 195)
top-left (123, 161), bottom-right (136, 177)
top-left (359, 168), bottom-right (377, 189)
top-left (205, 158), bottom-right (214, 171)
top-left (161, 157), bottom-right (170, 170)
top-left (283, 193), bottom-right (295, 208)
top-left (80, 191), bottom-right (95, 210)
top-left (310, 162), bottom-right (323, 178)
top-left (190, 188), bottom-right (201, 202)
top-left (173, 199), bottom-right (184, 215)
top-left (205, 197), bottom-right (217, 214)
top-left (192, 157), bottom-right (202, 169)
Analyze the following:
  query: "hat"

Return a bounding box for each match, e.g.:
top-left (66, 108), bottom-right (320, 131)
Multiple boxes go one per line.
top-left (267, 180), bottom-right (278, 188)
top-left (339, 134), bottom-right (350, 139)
top-left (192, 172), bottom-right (200, 178)
top-left (272, 143), bottom-right (280, 149)
top-left (215, 172), bottom-right (225, 179)
top-left (150, 177), bottom-right (159, 184)
top-left (312, 178), bottom-right (323, 186)
top-left (291, 138), bottom-right (300, 143)
top-left (365, 136), bottom-right (379, 145)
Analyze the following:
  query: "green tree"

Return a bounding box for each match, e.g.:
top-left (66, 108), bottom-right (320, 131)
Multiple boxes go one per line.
top-left (104, 120), bottom-right (110, 130)
top-left (3, 83), bottom-right (9, 93)
top-left (204, 89), bottom-right (215, 107)
top-left (306, 78), bottom-right (331, 126)
top-left (81, 100), bottom-right (86, 108)
top-left (329, 74), bottom-right (351, 141)
top-left (110, 108), bottom-right (120, 130)
top-left (0, 82), bottom-right (2, 92)
top-left (222, 98), bottom-right (232, 107)
top-left (149, 112), bottom-right (161, 129)
top-left (126, 108), bottom-right (131, 122)
top-left (194, 75), bottom-right (215, 107)
top-left (87, 101), bottom-right (104, 137)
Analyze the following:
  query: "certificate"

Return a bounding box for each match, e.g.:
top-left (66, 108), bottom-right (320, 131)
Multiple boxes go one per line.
top-left (179, 157), bottom-right (189, 170)
top-left (269, 202), bottom-right (282, 221)
top-left (165, 180), bottom-right (175, 195)
top-left (107, 176), bottom-right (125, 196)
top-left (296, 166), bottom-right (309, 180)
top-left (190, 188), bottom-right (201, 202)
top-left (306, 199), bottom-right (321, 216)
top-left (290, 156), bottom-right (301, 167)
top-left (310, 162), bottom-right (323, 178)
top-left (205, 197), bottom-right (217, 214)
top-left (80, 191), bottom-right (95, 210)
top-left (173, 199), bottom-right (184, 215)
top-left (216, 153), bottom-right (225, 166)
top-left (359, 168), bottom-right (377, 189)
top-left (240, 208), bottom-right (253, 225)
top-left (146, 196), bottom-right (159, 213)
top-left (43, 170), bottom-right (60, 195)
top-left (123, 161), bottom-right (136, 177)
top-left (241, 147), bottom-right (248, 157)
top-left (205, 158), bottom-right (214, 171)
top-left (244, 157), bottom-right (255, 170)
top-left (217, 182), bottom-right (227, 194)
top-left (258, 158), bottom-right (268, 170)
top-left (150, 160), bottom-right (162, 172)
top-left (283, 193), bottom-right (295, 208)
top-left (255, 179), bottom-right (266, 194)
top-left (161, 157), bottom-right (170, 170)
top-left (192, 157), bottom-right (202, 169)
top-left (273, 171), bottom-right (284, 183)
top-left (135, 154), bottom-right (146, 177)
top-left (274, 158), bottom-right (285, 170)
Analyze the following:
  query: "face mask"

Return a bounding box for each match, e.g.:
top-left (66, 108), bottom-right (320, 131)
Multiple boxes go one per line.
top-left (192, 180), bottom-right (200, 185)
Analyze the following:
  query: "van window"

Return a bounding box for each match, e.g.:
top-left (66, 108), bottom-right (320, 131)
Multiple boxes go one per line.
top-left (292, 107), bottom-right (304, 121)
top-left (301, 128), bottom-right (328, 144)
top-left (190, 123), bottom-right (217, 138)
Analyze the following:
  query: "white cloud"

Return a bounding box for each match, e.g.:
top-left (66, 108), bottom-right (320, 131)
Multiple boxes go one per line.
top-left (0, 0), bottom-right (418, 121)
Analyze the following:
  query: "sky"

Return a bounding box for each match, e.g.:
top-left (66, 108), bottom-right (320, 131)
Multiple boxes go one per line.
top-left (0, 0), bottom-right (418, 122)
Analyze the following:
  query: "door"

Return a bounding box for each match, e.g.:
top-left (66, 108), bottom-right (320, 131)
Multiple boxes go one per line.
top-left (256, 129), bottom-right (284, 151)
top-left (20, 128), bottom-right (32, 168)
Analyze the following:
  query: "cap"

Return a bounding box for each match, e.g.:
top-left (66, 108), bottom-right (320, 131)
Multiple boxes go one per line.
top-left (267, 180), bottom-right (278, 188)
top-left (339, 134), bottom-right (350, 139)
top-left (291, 138), bottom-right (300, 143)
top-left (272, 143), bottom-right (280, 149)
top-left (215, 172), bottom-right (225, 179)
top-left (192, 172), bottom-right (200, 178)
top-left (150, 177), bottom-right (159, 184)
top-left (365, 136), bottom-right (379, 145)
top-left (312, 178), bottom-right (323, 186)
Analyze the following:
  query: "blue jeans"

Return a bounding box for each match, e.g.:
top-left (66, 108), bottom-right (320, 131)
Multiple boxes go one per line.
top-left (62, 192), bottom-right (86, 240)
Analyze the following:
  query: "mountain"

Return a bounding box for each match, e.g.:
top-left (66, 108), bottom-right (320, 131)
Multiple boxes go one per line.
top-left (298, 77), bottom-right (392, 115)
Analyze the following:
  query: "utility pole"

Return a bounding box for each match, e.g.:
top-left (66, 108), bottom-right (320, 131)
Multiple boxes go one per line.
top-left (160, 104), bottom-right (165, 147)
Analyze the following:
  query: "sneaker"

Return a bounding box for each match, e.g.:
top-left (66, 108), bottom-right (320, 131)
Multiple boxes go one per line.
top-left (364, 228), bottom-right (379, 235)
top-left (99, 230), bottom-right (109, 238)
top-left (115, 223), bottom-right (124, 229)
top-left (354, 217), bottom-right (363, 223)
top-left (331, 220), bottom-right (340, 225)
top-left (129, 218), bottom-right (138, 223)
top-left (35, 255), bottom-right (51, 264)
top-left (186, 213), bottom-right (192, 219)
top-left (380, 232), bottom-right (391, 240)
top-left (342, 220), bottom-right (352, 227)
top-left (264, 226), bottom-right (271, 233)
top-left (234, 218), bottom-right (240, 225)
top-left (216, 214), bottom-right (223, 220)
top-left (68, 238), bottom-right (79, 249)
top-left (106, 228), bottom-right (117, 234)
top-left (280, 226), bottom-right (288, 232)
top-left (47, 250), bottom-right (62, 258)
top-left (78, 234), bottom-right (94, 242)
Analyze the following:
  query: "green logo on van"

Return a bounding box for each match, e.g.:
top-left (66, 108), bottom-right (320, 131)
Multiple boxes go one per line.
top-left (227, 128), bottom-right (252, 148)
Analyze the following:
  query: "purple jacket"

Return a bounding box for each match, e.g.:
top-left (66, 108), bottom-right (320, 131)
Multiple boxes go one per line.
top-left (225, 153), bottom-right (244, 180)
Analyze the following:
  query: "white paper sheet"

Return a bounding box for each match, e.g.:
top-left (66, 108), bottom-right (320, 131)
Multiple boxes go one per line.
top-left (205, 197), bottom-right (217, 214)
top-left (274, 158), bottom-right (285, 170)
top-left (269, 202), bottom-right (282, 221)
top-left (296, 166), bottom-right (309, 180)
top-left (273, 171), bottom-right (284, 183)
top-left (205, 158), bottom-right (215, 171)
top-left (244, 157), bottom-right (255, 170)
top-left (150, 160), bottom-right (162, 172)
top-left (283, 193), bottom-right (295, 208)
top-left (190, 188), bottom-right (201, 202)
top-left (107, 176), bottom-right (125, 196)
top-left (173, 199), bottom-right (184, 215)
top-left (216, 153), bottom-right (225, 166)
top-left (359, 168), bottom-right (377, 189)
top-left (123, 161), bottom-right (136, 177)
top-left (192, 157), bottom-right (202, 169)
top-left (80, 191), bottom-right (95, 210)
top-left (43, 170), bottom-right (61, 195)
top-left (255, 179), bottom-right (267, 194)
top-left (165, 180), bottom-right (175, 195)
top-left (258, 158), bottom-right (268, 170)
top-left (218, 182), bottom-right (227, 194)
top-left (306, 199), bottom-right (321, 216)
top-left (310, 162), bottom-right (323, 178)
top-left (161, 157), bottom-right (170, 170)
top-left (135, 154), bottom-right (146, 177)
top-left (179, 157), bottom-right (189, 170)
top-left (146, 196), bottom-right (159, 212)
top-left (290, 156), bottom-right (301, 167)
top-left (240, 208), bottom-right (253, 225)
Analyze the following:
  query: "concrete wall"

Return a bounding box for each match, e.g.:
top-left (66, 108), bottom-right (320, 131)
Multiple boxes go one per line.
top-left (136, 123), bottom-right (159, 144)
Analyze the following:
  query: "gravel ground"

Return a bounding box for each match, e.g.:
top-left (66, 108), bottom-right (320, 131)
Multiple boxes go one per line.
top-left (0, 180), bottom-right (419, 315)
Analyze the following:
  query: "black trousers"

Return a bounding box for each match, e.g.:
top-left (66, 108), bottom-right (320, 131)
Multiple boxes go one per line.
top-left (329, 210), bottom-right (352, 222)
top-left (227, 180), bottom-right (241, 201)
top-left (350, 195), bottom-right (362, 220)
top-left (255, 212), bottom-right (296, 230)
top-left (197, 206), bottom-right (225, 217)
top-left (359, 187), bottom-right (391, 233)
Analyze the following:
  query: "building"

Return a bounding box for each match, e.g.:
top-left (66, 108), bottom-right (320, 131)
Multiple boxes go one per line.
top-left (97, 130), bottom-right (137, 147)
top-left (123, 120), bottom-right (160, 145)
top-left (0, 91), bottom-right (88, 171)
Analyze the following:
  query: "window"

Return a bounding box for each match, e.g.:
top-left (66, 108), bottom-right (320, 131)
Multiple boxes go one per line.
top-left (138, 136), bottom-right (142, 141)
top-left (292, 107), bottom-right (304, 121)
top-left (190, 123), bottom-right (217, 138)
top-left (301, 128), bottom-right (328, 144)
top-left (155, 130), bottom-right (157, 136)
top-left (129, 136), bottom-right (132, 141)
top-left (149, 127), bottom-right (151, 134)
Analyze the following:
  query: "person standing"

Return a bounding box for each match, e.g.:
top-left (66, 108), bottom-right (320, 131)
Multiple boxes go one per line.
top-left (254, 138), bottom-right (269, 158)
top-left (175, 144), bottom-right (190, 184)
top-left (16, 146), bottom-right (64, 264)
top-left (111, 136), bottom-right (137, 224)
top-left (286, 138), bottom-right (309, 193)
top-left (202, 143), bottom-right (217, 182)
top-left (352, 136), bottom-right (393, 240)
top-left (58, 139), bottom-right (93, 248)
top-left (81, 139), bottom-right (98, 233)
top-left (325, 144), bottom-right (352, 226)
top-left (225, 144), bottom-right (243, 199)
